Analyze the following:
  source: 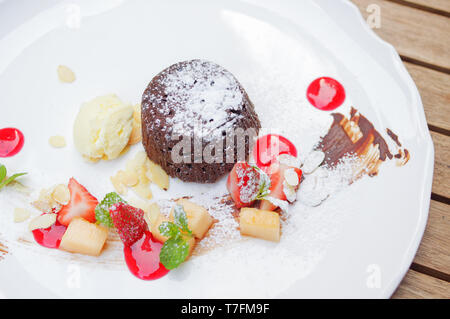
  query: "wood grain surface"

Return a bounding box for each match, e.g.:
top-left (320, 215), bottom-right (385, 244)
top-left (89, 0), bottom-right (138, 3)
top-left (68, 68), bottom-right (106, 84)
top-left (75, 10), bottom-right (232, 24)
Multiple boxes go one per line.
top-left (352, 0), bottom-right (450, 299)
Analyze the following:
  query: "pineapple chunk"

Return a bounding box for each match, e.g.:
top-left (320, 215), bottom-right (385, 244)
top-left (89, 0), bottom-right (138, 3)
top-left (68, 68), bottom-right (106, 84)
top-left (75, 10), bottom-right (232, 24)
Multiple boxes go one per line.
top-left (144, 204), bottom-right (169, 243)
top-left (144, 204), bottom-right (196, 256)
top-left (239, 208), bottom-right (280, 242)
top-left (59, 218), bottom-right (108, 256)
top-left (170, 199), bottom-right (213, 239)
top-left (185, 236), bottom-right (196, 258)
top-left (146, 160), bottom-right (169, 190)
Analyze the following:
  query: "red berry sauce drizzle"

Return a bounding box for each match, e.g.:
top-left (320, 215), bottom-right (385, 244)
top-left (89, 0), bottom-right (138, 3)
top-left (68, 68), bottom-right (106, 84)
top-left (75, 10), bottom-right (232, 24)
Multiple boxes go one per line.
top-left (0, 128), bottom-right (25, 157)
top-left (253, 134), bottom-right (297, 172)
top-left (124, 231), bottom-right (170, 280)
top-left (32, 215), bottom-right (67, 249)
top-left (307, 77), bottom-right (345, 111)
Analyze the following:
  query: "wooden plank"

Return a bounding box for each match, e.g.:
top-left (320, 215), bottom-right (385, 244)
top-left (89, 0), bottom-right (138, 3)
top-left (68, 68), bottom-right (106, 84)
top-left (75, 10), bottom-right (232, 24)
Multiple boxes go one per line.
top-left (395, 0), bottom-right (450, 13)
top-left (404, 62), bottom-right (450, 132)
top-left (352, 0), bottom-right (450, 69)
top-left (431, 131), bottom-right (450, 198)
top-left (392, 269), bottom-right (450, 298)
top-left (413, 200), bottom-right (450, 274)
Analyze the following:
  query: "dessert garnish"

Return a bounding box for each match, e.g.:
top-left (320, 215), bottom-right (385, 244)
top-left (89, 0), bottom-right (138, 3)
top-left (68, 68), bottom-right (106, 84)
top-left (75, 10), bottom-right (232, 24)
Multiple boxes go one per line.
top-left (48, 135), bottom-right (66, 148)
top-left (73, 94), bottom-right (134, 162)
top-left (307, 77), bottom-right (346, 111)
top-left (253, 134), bottom-right (297, 173)
top-left (57, 65), bottom-right (76, 83)
top-left (59, 217), bottom-right (108, 256)
top-left (0, 128), bottom-right (25, 157)
top-left (95, 192), bottom-right (126, 228)
top-left (57, 178), bottom-right (98, 226)
top-left (0, 164), bottom-right (27, 191)
top-left (110, 202), bottom-right (147, 247)
top-left (227, 134), bottom-right (303, 215)
top-left (159, 205), bottom-right (194, 269)
top-left (13, 208), bottom-right (30, 223)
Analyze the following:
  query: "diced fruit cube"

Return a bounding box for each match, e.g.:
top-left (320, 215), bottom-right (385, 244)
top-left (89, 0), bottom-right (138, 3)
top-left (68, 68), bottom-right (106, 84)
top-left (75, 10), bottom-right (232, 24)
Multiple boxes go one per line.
top-left (186, 236), bottom-right (196, 258)
top-left (146, 160), bottom-right (169, 190)
top-left (59, 217), bottom-right (108, 256)
top-left (144, 204), bottom-right (170, 243)
top-left (239, 208), bottom-right (280, 242)
top-left (170, 199), bottom-right (213, 239)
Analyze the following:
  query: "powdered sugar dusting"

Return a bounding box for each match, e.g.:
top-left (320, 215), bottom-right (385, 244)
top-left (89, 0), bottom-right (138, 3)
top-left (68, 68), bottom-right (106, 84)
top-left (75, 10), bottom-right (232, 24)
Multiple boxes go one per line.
top-left (146, 60), bottom-right (245, 140)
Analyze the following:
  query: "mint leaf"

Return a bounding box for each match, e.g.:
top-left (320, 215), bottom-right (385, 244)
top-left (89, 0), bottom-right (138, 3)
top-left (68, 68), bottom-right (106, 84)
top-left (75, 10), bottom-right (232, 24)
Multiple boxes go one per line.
top-left (95, 192), bottom-right (126, 227)
top-left (173, 205), bottom-right (192, 235)
top-left (159, 236), bottom-right (190, 270)
top-left (0, 165), bottom-right (6, 183)
top-left (158, 205), bottom-right (194, 270)
top-left (0, 172), bottom-right (27, 191)
top-left (159, 221), bottom-right (180, 238)
top-left (251, 165), bottom-right (271, 200)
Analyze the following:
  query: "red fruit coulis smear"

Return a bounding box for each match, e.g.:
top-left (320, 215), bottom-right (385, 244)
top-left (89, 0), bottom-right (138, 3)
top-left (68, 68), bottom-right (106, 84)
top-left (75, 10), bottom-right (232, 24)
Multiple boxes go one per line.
top-left (32, 217), bottom-right (67, 249)
top-left (253, 134), bottom-right (297, 171)
top-left (124, 231), bottom-right (169, 280)
top-left (307, 77), bottom-right (345, 111)
top-left (0, 128), bottom-right (24, 157)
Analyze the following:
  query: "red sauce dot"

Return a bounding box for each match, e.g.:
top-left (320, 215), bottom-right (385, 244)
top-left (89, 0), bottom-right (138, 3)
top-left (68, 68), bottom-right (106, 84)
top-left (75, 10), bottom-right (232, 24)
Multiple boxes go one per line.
top-left (307, 77), bottom-right (345, 111)
top-left (32, 217), bottom-right (67, 249)
top-left (253, 134), bottom-right (297, 171)
top-left (0, 128), bottom-right (25, 157)
top-left (124, 231), bottom-right (170, 280)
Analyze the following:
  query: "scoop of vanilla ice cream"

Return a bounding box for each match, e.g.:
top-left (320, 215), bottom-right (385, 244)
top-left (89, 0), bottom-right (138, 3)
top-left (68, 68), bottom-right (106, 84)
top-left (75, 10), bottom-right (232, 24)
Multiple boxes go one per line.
top-left (73, 94), bottom-right (134, 161)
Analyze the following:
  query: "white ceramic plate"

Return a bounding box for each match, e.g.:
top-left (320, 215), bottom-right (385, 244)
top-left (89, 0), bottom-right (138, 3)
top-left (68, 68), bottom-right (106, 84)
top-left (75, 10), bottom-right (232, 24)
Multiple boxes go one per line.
top-left (0, 0), bottom-right (433, 298)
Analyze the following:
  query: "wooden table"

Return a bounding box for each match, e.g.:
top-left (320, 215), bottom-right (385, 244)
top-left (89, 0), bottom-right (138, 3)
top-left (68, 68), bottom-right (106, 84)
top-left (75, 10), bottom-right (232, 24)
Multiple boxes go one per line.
top-left (352, 0), bottom-right (450, 298)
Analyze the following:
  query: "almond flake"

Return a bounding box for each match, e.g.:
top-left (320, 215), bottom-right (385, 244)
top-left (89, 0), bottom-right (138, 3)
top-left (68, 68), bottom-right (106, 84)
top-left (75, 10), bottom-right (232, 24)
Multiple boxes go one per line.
top-left (14, 208), bottom-right (30, 223)
top-left (28, 214), bottom-right (57, 231)
top-left (110, 175), bottom-right (127, 195)
top-left (57, 65), bottom-right (76, 83)
top-left (116, 170), bottom-right (138, 187)
top-left (302, 151), bottom-right (325, 174)
top-left (52, 184), bottom-right (70, 205)
top-left (49, 135), bottom-right (66, 148)
top-left (284, 168), bottom-right (299, 186)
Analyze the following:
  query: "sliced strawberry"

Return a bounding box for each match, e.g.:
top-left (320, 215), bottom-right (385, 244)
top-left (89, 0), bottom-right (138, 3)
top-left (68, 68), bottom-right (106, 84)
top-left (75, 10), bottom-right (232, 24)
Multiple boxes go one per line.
top-left (226, 162), bottom-right (262, 209)
top-left (259, 164), bottom-right (302, 211)
top-left (109, 202), bottom-right (146, 246)
top-left (57, 178), bottom-right (98, 226)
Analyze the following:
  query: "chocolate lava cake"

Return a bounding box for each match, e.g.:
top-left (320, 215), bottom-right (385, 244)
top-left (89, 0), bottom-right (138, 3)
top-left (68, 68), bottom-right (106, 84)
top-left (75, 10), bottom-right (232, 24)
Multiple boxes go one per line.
top-left (141, 59), bottom-right (261, 183)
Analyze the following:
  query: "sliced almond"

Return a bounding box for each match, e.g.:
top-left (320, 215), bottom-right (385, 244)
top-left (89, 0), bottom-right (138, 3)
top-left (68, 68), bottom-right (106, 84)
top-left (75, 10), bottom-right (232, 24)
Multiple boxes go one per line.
top-left (302, 151), bottom-right (325, 174)
top-left (57, 65), bottom-right (76, 83)
top-left (284, 168), bottom-right (299, 186)
top-left (147, 160), bottom-right (169, 190)
top-left (132, 184), bottom-right (152, 200)
top-left (128, 104), bottom-right (142, 145)
top-left (52, 184), bottom-right (70, 205)
top-left (14, 208), bottom-right (30, 223)
top-left (31, 200), bottom-right (53, 213)
top-left (110, 175), bottom-right (127, 195)
top-left (116, 170), bottom-right (138, 187)
top-left (49, 135), bottom-right (66, 148)
top-left (28, 214), bottom-right (57, 231)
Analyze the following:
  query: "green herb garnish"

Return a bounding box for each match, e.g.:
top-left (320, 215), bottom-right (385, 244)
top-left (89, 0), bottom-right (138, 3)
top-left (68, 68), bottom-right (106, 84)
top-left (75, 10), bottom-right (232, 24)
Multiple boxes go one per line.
top-left (95, 192), bottom-right (126, 227)
top-left (159, 205), bottom-right (193, 270)
top-left (0, 164), bottom-right (27, 191)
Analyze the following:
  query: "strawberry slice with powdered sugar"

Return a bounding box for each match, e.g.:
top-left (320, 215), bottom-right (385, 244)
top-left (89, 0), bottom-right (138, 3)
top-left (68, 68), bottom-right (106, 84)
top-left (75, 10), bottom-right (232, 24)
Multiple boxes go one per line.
top-left (109, 202), bottom-right (147, 246)
top-left (226, 162), bottom-right (266, 208)
top-left (259, 163), bottom-right (302, 211)
top-left (57, 178), bottom-right (99, 226)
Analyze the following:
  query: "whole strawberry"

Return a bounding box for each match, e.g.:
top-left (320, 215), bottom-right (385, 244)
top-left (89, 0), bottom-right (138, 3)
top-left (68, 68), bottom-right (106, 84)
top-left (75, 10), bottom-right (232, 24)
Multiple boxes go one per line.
top-left (110, 203), bottom-right (147, 246)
